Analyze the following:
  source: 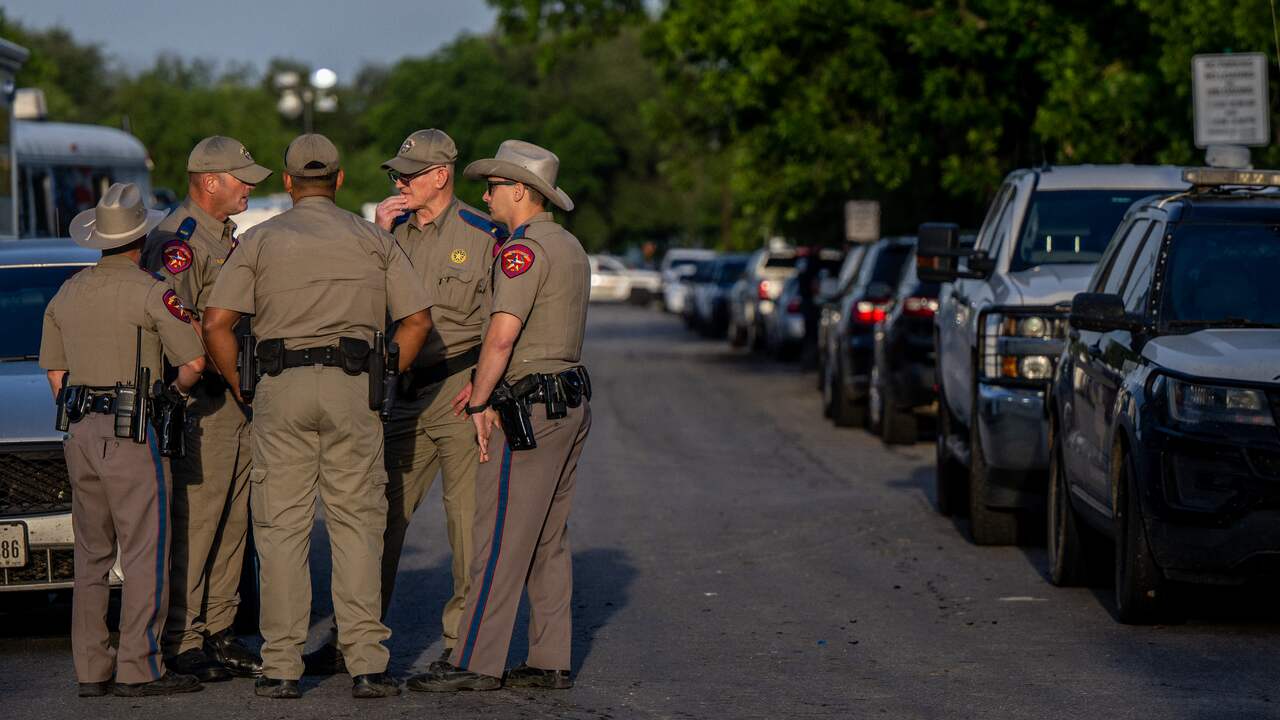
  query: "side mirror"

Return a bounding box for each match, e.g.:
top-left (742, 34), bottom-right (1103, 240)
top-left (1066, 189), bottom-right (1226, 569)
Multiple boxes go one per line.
top-left (1069, 293), bottom-right (1139, 333)
top-left (916, 222), bottom-right (983, 282)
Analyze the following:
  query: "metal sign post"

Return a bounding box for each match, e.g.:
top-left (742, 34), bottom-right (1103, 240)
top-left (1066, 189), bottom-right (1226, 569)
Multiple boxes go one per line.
top-left (1192, 52), bottom-right (1269, 168)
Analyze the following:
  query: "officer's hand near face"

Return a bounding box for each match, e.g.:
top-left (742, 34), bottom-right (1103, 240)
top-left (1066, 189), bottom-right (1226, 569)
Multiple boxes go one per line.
top-left (472, 407), bottom-right (500, 463)
top-left (374, 195), bottom-right (412, 231)
top-left (451, 381), bottom-right (473, 416)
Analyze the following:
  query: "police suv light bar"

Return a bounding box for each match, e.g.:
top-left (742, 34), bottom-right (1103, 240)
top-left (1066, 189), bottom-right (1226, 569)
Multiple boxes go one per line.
top-left (1183, 168), bottom-right (1280, 187)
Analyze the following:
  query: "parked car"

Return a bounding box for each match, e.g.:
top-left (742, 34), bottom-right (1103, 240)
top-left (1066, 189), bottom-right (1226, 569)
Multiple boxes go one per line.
top-left (918, 164), bottom-right (1187, 545)
top-left (816, 245), bottom-right (870, 388)
top-left (820, 237), bottom-right (915, 426)
top-left (868, 248), bottom-right (941, 444)
top-left (589, 254), bottom-right (661, 304)
top-left (762, 275), bottom-right (806, 359)
top-left (661, 248), bottom-right (716, 313)
top-left (687, 254), bottom-right (749, 337)
top-left (0, 239), bottom-right (123, 593)
top-left (726, 244), bottom-right (798, 350)
top-left (1048, 168), bottom-right (1280, 623)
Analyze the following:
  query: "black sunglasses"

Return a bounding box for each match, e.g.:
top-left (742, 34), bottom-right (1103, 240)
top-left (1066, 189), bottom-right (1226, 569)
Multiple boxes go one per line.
top-left (486, 180), bottom-right (518, 193)
top-left (387, 165), bottom-right (444, 185)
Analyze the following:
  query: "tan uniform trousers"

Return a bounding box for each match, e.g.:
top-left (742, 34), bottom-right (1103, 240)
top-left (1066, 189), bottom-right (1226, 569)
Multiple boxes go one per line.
top-left (65, 413), bottom-right (172, 685)
top-left (250, 366), bottom-right (390, 680)
top-left (450, 400), bottom-right (591, 679)
top-left (164, 381), bottom-right (252, 655)
top-left (382, 367), bottom-right (477, 647)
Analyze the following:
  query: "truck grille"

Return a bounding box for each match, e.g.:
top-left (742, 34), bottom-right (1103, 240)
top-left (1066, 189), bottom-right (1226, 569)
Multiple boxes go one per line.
top-left (2, 546), bottom-right (75, 587)
top-left (0, 447), bottom-right (72, 515)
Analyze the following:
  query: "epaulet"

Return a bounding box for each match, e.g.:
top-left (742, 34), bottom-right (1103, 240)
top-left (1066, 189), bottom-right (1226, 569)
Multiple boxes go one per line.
top-left (390, 212), bottom-right (411, 231)
top-left (143, 268), bottom-right (166, 281)
top-left (175, 216), bottom-right (197, 241)
top-left (458, 208), bottom-right (509, 242)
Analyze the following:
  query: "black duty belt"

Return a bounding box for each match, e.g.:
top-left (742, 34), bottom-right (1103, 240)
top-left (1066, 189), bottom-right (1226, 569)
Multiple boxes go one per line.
top-left (281, 346), bottom-right (345, 370)
top-left (86, 391), bottom-right (118, 414)
top-left (508, 366), bottom-right (592, 420)
top-left (406, 346), bottom-right (482, 393)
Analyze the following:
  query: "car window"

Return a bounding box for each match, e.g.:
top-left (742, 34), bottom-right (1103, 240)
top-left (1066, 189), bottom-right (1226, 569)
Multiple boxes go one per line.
top-left (0, 265), bottom-right (88, 358)
top-left (836, 246), bottom-right (867, 292)
top-left (1088, 217), bottom-right (1134, 292)
top-left (716, 259), bottom-right (748, 285)
top-left (764, 255), bottom-right (797, 269)
top-left (1011, 190), bottom-right (1165, 272)
top-left (870, 245), bottom-right (913, 286)
top-left (1101, 219), bottom-right (1150, 295)
top-left (1121, 222), bottom-right (1164, 314)
top-left (1161, 223), bottom-right (1280, 326)
top-left (975, 183), bottom-right (1015, 252)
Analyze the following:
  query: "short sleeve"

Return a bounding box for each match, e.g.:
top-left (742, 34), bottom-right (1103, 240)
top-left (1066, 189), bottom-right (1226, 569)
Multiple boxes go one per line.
top-left (154, 235), bottom-right (204, 316)
top-left (490, 240), bottom-right (547, 324)
top-left (145, 283), bottom-right (205, 366)
top-left (206, 231), bottom-right (258, 315)
top-left (38, 293), bottom-right (67, 370)
top-left (384, 232), bottom-right (430, 321)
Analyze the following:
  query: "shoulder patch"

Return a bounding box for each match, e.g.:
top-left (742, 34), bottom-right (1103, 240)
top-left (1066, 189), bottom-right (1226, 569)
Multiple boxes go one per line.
top-left (145, 268), bottom-right (165, 281)
top-left (459, 208), bottom-right (509, 242)
top-left (161, 238), bottom-right (194, 274)
top-left (161, 289), bottom-right (192, 323)
top-left (501, 244), bottom-right (536, 279)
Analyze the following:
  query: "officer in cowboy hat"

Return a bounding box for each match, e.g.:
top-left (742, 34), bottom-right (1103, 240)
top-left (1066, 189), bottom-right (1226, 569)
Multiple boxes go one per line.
top-left (39, 183), bottom-right (208, 697)
top-left (409, 139), bottom-right (591, 692)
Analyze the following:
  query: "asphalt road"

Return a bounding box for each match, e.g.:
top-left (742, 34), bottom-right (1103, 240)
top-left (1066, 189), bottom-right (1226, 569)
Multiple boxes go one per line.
top-left (2, 303), bottom-right (1279, 719)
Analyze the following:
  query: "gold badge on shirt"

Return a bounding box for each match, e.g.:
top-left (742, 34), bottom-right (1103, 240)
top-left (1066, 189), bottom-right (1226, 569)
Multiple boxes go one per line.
top-left (450, 249), bottom-right (467, 264)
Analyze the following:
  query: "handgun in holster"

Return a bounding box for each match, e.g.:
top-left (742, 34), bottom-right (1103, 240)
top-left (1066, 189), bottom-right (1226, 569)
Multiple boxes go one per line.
top-left (150, 380), bottom-right (187, 459)
top-left (366, 331), bottom-right (399, 421)
top-left (115, 328), bottom-right (149, 444)
top-left (491, 381), bottom-right (537, 451)
top-left (236, 316), bottom-right (258, 401)
top-left (55, 377), bottom-right (89, 432)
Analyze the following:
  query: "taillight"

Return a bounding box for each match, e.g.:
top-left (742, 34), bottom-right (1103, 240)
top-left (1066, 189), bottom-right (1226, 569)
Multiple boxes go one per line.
top-left (903, 297), bottom-right (939, 318)
top-left (757, 280), bottom-right (773, 300)
top-left (786, 297), bottom-right (802, 313)
top-left (852, 300), bottom-right (887, 325)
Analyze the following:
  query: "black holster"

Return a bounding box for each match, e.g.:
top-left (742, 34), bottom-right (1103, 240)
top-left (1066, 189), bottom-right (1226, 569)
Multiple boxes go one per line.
top-left (236, 317), bottom-right (258, 401)
top-left (55, 382), bottom-right (89, 432)
top-left (491, 382), bottom-right (537, 451)
top-left (150, 381), bottom-right (186, 459)
top-left (256, 338), bottom-right (285, 376)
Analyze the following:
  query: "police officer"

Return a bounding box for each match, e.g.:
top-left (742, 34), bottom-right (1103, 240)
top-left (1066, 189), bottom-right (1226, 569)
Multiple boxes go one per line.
top-left (409, 140), bottom-right (592, 692)
top-left (144, 136), bottom-right (269, 682)
top-left (39, 183), bottom-right (207, 697)
top-left (304, 129), bottom-right (504, 676)
top-left (202, 134), bottom-right (432, 700)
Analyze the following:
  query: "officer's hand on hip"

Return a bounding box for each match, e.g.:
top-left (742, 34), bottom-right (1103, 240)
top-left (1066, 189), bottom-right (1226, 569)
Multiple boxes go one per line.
top-left (451, 382), bottom-right (473, 416)
top-left (374, 195), bottom-right (411, 231)
top-left (473, 408), bottom-right (499, 463)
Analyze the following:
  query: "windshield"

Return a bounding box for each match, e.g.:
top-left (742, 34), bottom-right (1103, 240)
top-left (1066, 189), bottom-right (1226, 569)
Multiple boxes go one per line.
top-left (1160, 224), bottom-right (1280, 328)
top-left (715, 259), bottom-right (747, 285)
top-left (870, 245), bottom-right (913, 285)
top-left (690, 260), bottom-right (716, 282)
top-left (1010, 190), bottom-right (1168, 271)
top-left (0, 265), bottom-right (88, 359)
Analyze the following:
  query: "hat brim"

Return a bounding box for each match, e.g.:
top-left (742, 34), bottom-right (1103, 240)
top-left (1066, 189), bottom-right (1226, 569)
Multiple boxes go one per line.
top-left (228, 163), bottom-right (272, 185)
top-left (69, 208), bottom-right (168, 250)
top-left (381, 156), bottom-right (431, 174)
top-left (463, 159), bottom-right (574, 212)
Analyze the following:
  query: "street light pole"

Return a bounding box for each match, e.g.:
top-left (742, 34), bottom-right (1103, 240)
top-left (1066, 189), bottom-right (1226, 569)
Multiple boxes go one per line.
top-left (275, 68), bottom-right (337, 134)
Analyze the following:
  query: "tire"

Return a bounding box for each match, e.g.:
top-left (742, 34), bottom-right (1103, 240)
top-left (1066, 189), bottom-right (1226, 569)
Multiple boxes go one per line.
top-left (1114, 445), bottom-right (1167, 624)
top-left (728, 318), bottom-right (747, 348)
top-left (1047, 427), bottom-right (1105, 586)
top-left (815, 339), bottom-right (827, 390)
top-left (868, 365), bottom-right (884, 436)
top-left (881, 377), bottom-right (919, 445)
top-left (934, 391), bottom-right (967, 516)
top-left (821, 358), bottom-right (836, 418)
top-left (968, 409), bottom-right (1021, 546)
top-left (747, 318), bottom-right (766, 353)
top-left (831, 355), bottom-right (867, 428)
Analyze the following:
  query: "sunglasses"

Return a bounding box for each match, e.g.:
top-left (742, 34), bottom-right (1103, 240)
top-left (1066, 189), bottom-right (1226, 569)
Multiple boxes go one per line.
top-left (387, 165), bottom-right (444, 185)
top-left (486, 180), bottom-right (518, 193)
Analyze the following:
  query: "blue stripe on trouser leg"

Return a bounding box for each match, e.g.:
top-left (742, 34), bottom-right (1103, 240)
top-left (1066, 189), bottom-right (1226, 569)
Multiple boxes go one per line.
top-left (459, 443), bottom-right (512, 670)
top-left (146, 426), bottom-right (167, 679)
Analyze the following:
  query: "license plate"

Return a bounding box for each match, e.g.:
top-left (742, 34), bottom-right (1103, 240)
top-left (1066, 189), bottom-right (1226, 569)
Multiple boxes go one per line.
top-left (0, 522), bottom-right (28, 568)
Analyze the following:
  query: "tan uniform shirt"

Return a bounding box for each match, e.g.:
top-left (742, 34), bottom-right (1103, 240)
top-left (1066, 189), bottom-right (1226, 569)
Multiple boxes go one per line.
top-left (207, 196), bottom-right (428, 349)
top-left (487, 212), bottom-right (590, 382)
top-left (144, 198), bottom-right (237, 316)
top-left (392, 198), bottom-right (500, 364)
top-left (39, 254), bottom-right (205, 385)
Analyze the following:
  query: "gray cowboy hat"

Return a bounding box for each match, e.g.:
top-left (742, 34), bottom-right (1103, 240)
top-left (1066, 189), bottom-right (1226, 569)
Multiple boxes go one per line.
top-left (69, 182), bottom-right (167, 250)
top-left (463, 139), bottom-right (574, 211)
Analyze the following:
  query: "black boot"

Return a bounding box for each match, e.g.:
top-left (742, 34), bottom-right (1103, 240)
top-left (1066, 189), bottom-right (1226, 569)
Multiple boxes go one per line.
top-left (254, 677), bottom-right (301, 699)
top-left (405, 662), bottom-right (501, 692)
top-left (352, 672), bottom-right (401, 698)
top-left (427, 647), bottom-right (454, 673)
top-left (302, 643), bottom-right (345, 676)
top-left (112, 670), bottom-right (203, 697)
top-left (77, 681), bottom-right (110, 698)
top-left (505, 663), bottom-right (573, 689)
top-left (204, 630), bottom-right (263, 677)
top-left (165, 648), bottom-right (231, 683)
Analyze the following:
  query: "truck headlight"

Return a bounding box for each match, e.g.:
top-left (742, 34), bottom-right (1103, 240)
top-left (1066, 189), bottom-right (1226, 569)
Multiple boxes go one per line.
top-left (1019, 355), bottom-right (1053, 380)
top-left (1167, 377), bottom-right (1275, 426)
top-left (982, 312), bottom-right (1066, 382)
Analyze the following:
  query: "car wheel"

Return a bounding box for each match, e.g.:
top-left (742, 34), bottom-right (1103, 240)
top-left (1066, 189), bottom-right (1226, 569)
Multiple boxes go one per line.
top-left (881, 376), bottom-right (919, 445)
top-left (968, 409), bottom-right (1021, 546)
top-left (747, 318), bottom-right (765, 353)
top-left (934, 391), bottom-right (966, 516)
top-left (815, 341), bottom-right (827, 390)
top-left (821, 358), bottom-right (836, 418)
top-left (728, 318), bottom-right (747, 347)
top-left (1047, 426), bottom-right (1104, 586)
top-left (1113, 444), bottom-right (1167, 624)
top-left (831, 355), bottom-right (868, 428)
top-left (868, 365), bottom-right (884, 435)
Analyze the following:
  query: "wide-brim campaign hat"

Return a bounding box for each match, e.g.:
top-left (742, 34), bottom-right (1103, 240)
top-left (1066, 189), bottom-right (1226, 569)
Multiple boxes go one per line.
top-left (464, 139), bottom-right (574, 211)
top-left (69, 182), bottom-right (167, 250)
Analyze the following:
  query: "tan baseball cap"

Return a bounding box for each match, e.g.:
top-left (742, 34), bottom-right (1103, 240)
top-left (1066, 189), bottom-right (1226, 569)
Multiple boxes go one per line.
top-left (284, 133), bottom-right (341, 177)
top-left (187, 136), bottom-right (272, 185)
top-left (381, 129), bottom-right (458, 175)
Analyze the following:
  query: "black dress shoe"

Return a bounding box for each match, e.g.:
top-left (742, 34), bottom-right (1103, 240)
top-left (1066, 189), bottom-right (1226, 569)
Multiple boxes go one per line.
top-left (204, 630), bottom-right (263, 677)
top-left (505, 663), bottom-right (573, 689)
top-left (167, 647), bottom-right (232, 683)
top-left (78, 681), bottom-right (110, 697)
top-left (112, 670), bottom-right (203, 697)
top-left (254, 677), bottom-right (301, 699)
top-left (302, 643), bottom-right (345, 676)
top-left (405, 662), bottom-right (501, 692)
top-left (427, 647), bottom-right (454, 673)
top-left (351, 672), bottom-right (401, 699)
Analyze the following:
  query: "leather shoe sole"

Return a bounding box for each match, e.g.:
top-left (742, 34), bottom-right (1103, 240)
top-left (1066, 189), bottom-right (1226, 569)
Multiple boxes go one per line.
top-left (406, 671), bottom-right (501, 693)
top-left (254, 678), bottom-right (301, 699)
top-left (78, 681), bottom-right (110, 697)
top-left (352, 674), bottom-right (401, 699)
top-left (505, 665), bottom-right (573, 690)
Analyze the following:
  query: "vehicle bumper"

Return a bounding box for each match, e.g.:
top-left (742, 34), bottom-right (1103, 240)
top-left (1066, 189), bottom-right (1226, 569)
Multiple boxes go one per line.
top-left (0, 511), bottom-right (123, 591)
top-left (976, 382), bottom-right (1049, 472)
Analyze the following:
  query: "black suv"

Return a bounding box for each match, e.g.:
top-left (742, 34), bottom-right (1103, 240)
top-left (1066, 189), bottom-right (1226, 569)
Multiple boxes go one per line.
top-left (1048, 168), bottom-right (1280, 623)
top-left (868, 248), bottom-right (940, 444)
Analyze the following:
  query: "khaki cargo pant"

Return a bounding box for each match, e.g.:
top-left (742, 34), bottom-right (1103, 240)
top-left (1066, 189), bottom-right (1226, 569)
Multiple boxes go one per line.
top-left (382, 367), bottom-right (477, 647)
top-left (251, 366), bottom-right (390, 680)
top-left (65, 413), bottom-right (172, 685)
top-left (164, 380), bottom-right (252, 655)
top-left (450, 400), bottom-right (591, 678)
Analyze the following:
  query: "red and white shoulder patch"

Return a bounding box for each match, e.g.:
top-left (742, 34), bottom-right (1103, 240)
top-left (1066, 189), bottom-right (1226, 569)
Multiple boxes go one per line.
top-left (161, 238), bottom-right (194, 274)
top-left (162, 289), bottom-right (192, 323)
top-left (501, 244), bottom-right (535, 279)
